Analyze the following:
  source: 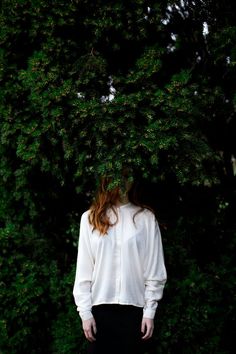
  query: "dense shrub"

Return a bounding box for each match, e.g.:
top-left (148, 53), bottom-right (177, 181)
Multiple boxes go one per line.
top-left (0, 0), bottom-right (235, 353)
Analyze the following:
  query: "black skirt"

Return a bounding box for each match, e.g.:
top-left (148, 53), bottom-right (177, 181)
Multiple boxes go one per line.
top-left (88, 304), bottom-right (145, 354)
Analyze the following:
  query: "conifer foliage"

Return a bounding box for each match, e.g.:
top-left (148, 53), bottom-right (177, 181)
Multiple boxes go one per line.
top-left (0, 1), bottom-right (235, 353)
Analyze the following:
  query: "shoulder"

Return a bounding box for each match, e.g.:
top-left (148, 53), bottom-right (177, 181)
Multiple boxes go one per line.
top-left (130, 204), bottom-right (157, 226)
top-left (143, 207), bottom-right (155, 218)
top-left (132, 204), bottom-right (155, 219)
top-left (80, 209), bottom-right (91, 224)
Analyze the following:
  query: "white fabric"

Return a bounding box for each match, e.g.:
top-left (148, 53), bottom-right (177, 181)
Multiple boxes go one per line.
top-left (73, 202), bottom-right (167, 321)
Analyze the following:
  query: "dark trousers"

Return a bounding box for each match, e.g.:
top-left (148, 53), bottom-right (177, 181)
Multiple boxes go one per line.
top-left (88, 304), bottom-right (145, 354)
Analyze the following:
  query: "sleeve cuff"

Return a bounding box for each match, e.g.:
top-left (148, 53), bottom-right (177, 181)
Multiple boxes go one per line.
top-left (78, 309), bottom-right (93, 321)
top-left (143, 302), bottom-right (158, 319)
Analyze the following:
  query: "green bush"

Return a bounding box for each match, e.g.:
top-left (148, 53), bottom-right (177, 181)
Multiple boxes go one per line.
top-left (0, 0), bottom-right (235, 353)
top-left (0, 223), bottom-right (52, 353)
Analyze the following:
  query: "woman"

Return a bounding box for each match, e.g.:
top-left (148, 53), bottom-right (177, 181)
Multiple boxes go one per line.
top-left (73, 171), bottom-right (167, 354)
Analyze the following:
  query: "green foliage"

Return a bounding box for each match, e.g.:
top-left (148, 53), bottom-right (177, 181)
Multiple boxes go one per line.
top-left (49, 266), bottom-right (87, 354)
top-left (155, 216), bottom-right (236, 354)
top-left (0, 0), bottom-right (235, 353)
top-left (0, 223), bottom-right (52, 353)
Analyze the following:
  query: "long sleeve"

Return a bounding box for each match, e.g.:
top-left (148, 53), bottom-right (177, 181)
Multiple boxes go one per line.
top-left (143, 213), bottom-right (167, 319)
top-left (73, 211), bottom-right (94, 321)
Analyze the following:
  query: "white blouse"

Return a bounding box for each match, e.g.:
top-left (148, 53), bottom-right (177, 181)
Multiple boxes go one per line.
top-left (73, 202), bottom-right (167, 321)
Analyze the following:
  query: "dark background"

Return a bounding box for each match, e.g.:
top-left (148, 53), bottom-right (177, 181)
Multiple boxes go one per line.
top-left (0, 1), bottom-right (235, 353)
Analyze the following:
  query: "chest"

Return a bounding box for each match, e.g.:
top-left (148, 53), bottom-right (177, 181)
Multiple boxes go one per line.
top-left (89, 211), bottom-right (147, 258)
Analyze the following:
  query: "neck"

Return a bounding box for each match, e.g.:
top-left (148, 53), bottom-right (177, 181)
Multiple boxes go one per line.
top-left (117, 195), bottom-right (129, 206)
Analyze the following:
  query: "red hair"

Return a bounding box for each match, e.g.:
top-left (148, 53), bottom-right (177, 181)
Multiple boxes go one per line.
top-left (88, 176), bottom-right (120, 235)
top-left (88, 176), bottom-right (155, 235)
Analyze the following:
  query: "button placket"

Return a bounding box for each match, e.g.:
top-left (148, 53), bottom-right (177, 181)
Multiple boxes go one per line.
top-left (114, 209), bottom-right (122, 300)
